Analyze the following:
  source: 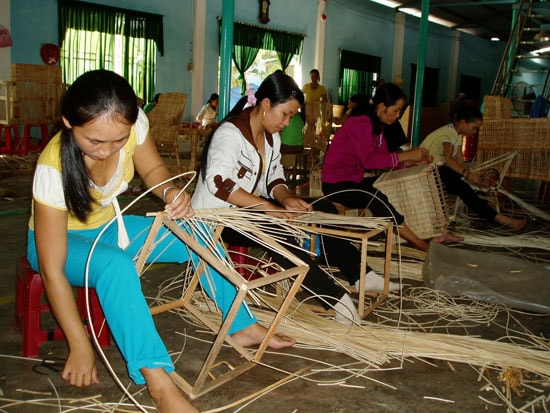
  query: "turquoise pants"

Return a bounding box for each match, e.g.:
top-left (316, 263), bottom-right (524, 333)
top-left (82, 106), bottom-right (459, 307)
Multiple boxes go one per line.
top-left (27, 215), bottom-right (256, 384)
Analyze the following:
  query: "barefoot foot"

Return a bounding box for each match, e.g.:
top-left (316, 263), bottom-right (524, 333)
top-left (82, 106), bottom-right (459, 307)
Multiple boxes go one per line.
top-left (432, 231), bottom-right (464, 244)
top-left (495, 214), bottom-right (527, 230)
top-left (142, 368), bottom-right (199, 413)
top-left (232, 322), bottom-right (296, 349)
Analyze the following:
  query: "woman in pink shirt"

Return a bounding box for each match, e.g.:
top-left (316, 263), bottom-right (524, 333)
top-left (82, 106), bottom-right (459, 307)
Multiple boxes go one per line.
top-left (322, 84), bottom-right (459, 251)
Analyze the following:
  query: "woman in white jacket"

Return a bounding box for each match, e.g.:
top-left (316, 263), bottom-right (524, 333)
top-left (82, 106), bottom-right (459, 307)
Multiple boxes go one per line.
top-left (192, 71), bottom-right (398, 325)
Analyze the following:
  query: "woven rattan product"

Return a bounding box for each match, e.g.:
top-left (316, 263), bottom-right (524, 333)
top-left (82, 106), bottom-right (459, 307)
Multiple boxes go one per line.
top-left (303, 101), bottom-right (333, 152)
top-left (373, 163), bottom-right (450, 240)
top-left (147, 93), bottom-right (188, 176)
top-left (477, 96), bottom-right (550, 182)
top-left (9, 64), bottom-right (65, 124)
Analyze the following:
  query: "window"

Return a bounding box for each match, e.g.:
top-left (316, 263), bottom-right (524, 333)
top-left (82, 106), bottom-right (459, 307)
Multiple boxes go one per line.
top-left (338, 50), bottom-right (381, 105)
top-left (221, 20), bottom-right (305, 104)
top-left (228, 50), bottom-right (302, 110)
top-left (58, 0), bottom-right (163, 103)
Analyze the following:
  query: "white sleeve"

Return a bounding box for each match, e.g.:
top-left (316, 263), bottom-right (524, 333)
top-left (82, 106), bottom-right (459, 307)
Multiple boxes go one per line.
top-left (203, 123), bottom-right (243, 196)
top-left (32, 164), bottom-right (67, 209)
top-left (135, 107), bottom-right (149, 145)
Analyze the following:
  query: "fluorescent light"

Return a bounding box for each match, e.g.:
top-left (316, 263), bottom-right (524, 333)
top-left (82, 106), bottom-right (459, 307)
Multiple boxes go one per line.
top-left (491, 37), bottom-right (500, 42)
top-left (369, 0), bottom-right (402, 7)
top-left (531, 46), bottom-right (550, 55)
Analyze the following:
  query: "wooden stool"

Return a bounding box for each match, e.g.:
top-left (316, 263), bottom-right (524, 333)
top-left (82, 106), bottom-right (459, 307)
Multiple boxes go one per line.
top-left (15, 256), bottom-right (110, 358)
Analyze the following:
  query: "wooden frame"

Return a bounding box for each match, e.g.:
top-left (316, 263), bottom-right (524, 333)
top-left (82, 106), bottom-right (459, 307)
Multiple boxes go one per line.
top-left (135, 212), bottom-right (309, 399)
top-left (295, 214), bottom-right (393, 319)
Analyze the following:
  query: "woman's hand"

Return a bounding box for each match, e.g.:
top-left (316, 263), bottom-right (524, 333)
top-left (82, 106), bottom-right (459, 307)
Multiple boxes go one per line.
top-left (281, 196), bottom-right (312, 213)
top-left (62, 344), bottom-right (99, 387)
top-left (264, 196), bottom-right (312, 219)
top-left (464, 170), bottom-right (484, 187)
top-left (164, 189), bottom-right (195, 220)
top-left (408, 147), bottom-right (433, 164)
top-left (399, 147), bottom-right (433, 166)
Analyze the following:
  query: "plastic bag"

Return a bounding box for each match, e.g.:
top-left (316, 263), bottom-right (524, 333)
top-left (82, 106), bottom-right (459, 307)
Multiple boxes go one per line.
top-left (423, 242), bottom-right (550, 313)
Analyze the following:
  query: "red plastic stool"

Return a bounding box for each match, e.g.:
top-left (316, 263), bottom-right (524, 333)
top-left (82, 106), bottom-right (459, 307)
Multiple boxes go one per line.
top-left (21, 123), bottom-right (50, 155)
top-left (227, 245), bottom-right (280, 280)
top-left (0, 124), bottom-right (20, 155)
top-left (228, 245), bottom-right (257, 279)
top-left (15, 256), bottom-right (111, 358)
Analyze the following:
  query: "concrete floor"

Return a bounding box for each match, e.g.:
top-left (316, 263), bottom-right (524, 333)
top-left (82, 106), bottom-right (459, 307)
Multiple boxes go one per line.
top-left (0, 169), bottom-right (548, 412)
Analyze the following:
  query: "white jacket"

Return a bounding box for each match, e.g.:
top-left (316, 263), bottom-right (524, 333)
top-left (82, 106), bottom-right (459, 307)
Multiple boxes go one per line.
top-left (191, 108), bottom-right (288, 210)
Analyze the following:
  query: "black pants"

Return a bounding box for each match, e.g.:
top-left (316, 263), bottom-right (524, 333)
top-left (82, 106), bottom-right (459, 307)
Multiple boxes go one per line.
top-left (221, 198), bottom-right (368, 309)
top-left (322, 177), bottom-right (405, 225)
top-left (438, 166), bottom-right (497, 223)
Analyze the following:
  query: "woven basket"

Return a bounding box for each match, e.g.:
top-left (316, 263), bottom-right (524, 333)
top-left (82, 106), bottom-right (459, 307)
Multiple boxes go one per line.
top-left (12, 64), bottom-right (61, 84)
top-left (478, 118), bottom-right (550, 181)
top-left (483, 96), bottom-right (512, 119)
top-left (373, 164), bottom-right (450, 239)
top-left (9, 64), bottom-right (65, 124)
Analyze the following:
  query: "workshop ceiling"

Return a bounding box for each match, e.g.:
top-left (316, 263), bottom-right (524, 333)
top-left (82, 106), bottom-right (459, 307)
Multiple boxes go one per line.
top-left (334, 0), bottom-right (519, 42)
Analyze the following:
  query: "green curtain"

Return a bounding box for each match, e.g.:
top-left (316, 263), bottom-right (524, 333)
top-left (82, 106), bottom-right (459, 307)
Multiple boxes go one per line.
top-left (233, 46), bottom-right (260, 95)
top-left (58, 0), bottom-right (163, 102)
top-left (223, 20), bottom-right (305, 92)
top-left (263, 30), bottom-right (303, 73)
top-left (338, 49), bottom-right (381, 105)
top-left (232, 23), bottom-right (263, 95)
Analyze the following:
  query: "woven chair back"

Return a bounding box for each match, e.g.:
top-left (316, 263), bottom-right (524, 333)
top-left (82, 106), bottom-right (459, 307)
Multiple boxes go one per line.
top-left (147, 93), bottom-right (188, 175)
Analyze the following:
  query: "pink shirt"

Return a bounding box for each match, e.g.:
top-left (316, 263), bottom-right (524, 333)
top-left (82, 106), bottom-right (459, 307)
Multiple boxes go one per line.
top-left (322, 115), bottom-right (402, 184)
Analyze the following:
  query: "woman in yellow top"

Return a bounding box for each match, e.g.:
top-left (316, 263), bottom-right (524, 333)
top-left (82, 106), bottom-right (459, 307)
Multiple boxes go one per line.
top-left (27, 70), bottom-right (294, 412)
top-left (420, 101), bottom-right (526, 229)
top-left (302, 69), bottom-right (328, 102)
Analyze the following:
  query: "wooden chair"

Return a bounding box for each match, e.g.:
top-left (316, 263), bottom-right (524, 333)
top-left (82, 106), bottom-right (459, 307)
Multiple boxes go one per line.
top-left (147, 93), bottom-right (188, 177)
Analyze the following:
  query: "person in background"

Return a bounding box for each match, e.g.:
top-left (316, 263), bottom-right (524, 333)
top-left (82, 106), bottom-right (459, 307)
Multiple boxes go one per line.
top-left (302, 69), bottom-right (328, 103)
top-left (322, 85), bottom-right (463, 252)
top-left (333, 94), bottom-right (359, 126)
top-left (193, 71), bottom-right (399, 326)
top-left (28, 70), bottom-right (295, 413)
top-left (280, 107), bottom-right (305, 154)
top-left (420, 101), bottom-right (527, 230)
top-left (196, 93), bottom-right (219, 128)
top-left (143, 93), bottom-right (161, 114)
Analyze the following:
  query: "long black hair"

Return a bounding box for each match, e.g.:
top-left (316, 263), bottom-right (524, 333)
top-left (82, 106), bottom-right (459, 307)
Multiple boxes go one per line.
top-left (349, 83), bottom-right (406, 136)
top-left (56, 69), bottom-right (139, 222)
top-left (200, 70), bottom-right (304, 179)
top-left (450, 101), bottom-right (483, 124)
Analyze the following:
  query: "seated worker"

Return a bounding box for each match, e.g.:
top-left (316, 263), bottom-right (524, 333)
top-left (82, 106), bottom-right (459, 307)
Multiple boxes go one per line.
top-left (333, 95), bottom-right (359, 126)
top-left (420, 101), bottom-right (526, 229)
top-left (321, 86), bottom-right (463, 252)
top-left (302, 69), bottom-right (328, 103)
top-left (28, 70), bottom-right (295, 413)
top-left (280, 108), bottom-right (305, 154)
top-left (196, 93), bottom-right (219, 128)
top-left (143, 93), bottom-right (160, 113)
top-left (192, 71), bottom-right (399, 326)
